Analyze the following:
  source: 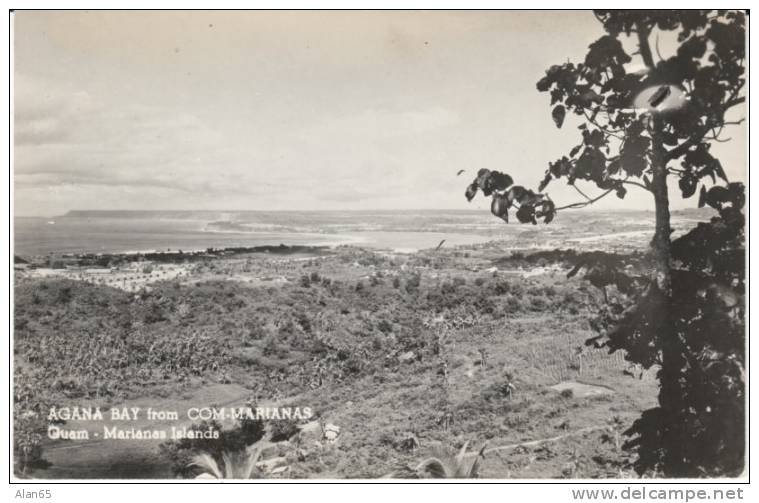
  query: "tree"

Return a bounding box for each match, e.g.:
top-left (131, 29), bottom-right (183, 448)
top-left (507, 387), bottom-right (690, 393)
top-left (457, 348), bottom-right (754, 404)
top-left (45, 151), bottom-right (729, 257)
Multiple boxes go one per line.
top-left (465, 10), bottom-right (745, 477)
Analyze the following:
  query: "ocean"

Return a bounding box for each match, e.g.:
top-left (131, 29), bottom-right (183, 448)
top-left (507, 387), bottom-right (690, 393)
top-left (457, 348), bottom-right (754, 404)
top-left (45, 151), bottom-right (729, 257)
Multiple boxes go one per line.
top-left (13, 209), bottom-right (713, 257)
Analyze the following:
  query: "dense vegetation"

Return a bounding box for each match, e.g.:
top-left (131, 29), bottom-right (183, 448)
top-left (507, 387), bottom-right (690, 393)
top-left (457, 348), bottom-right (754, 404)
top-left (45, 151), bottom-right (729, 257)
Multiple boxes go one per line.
top-left (14, 249), bottom-right (608, 476)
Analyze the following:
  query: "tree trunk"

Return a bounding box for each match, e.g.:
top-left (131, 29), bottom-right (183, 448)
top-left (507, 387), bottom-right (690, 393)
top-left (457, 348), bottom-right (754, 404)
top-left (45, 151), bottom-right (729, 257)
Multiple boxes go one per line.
top-left (650, 116), bottom-right (685, 474)
top-left (650, 117), bottom-right (672, 292)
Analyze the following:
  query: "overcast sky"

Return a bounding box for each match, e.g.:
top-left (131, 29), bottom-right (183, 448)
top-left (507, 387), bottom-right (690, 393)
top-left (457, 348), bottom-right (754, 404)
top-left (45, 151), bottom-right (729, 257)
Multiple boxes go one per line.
top-left (13, 10), bottom-right (746, 217)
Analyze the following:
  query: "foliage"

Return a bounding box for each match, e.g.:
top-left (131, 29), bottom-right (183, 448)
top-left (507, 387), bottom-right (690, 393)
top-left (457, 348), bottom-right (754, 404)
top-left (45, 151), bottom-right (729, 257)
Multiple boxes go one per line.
top-left (14, 245), bottom-right (646, 478)
top-left (159, 413), bottom-right (266, 478)
top-left (414, 441), bottom-right (487, 478)
top-left (535, 10), bottom-right (745, 204)
top-left (465, 10), bottom-right (745, 477)
top-left (588, 193), bottom-right (745, 476)
top-left (13, 412), bottom-right (52, 475)
top-left (466, 168), bottom-right (556, 224)
top-left (269, 418), bottom-right (301, 442)
top-left (188, 443), bottom-right (267, 479)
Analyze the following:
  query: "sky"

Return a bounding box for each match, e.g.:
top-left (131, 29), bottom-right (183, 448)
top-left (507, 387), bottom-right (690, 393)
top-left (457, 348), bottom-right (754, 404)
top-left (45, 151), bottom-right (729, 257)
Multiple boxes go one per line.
top-left (13, 10), bottom-right (746, 217)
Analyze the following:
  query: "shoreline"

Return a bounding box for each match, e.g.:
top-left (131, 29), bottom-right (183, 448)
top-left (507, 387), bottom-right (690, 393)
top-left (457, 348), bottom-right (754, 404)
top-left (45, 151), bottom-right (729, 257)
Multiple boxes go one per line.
top-left (14, 243), bottom-right (342, 268)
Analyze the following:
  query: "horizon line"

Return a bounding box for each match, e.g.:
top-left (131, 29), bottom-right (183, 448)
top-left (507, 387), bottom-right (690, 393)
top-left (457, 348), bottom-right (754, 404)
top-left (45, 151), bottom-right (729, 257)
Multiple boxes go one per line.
top-left (12, 206), bottom-right (682, 219)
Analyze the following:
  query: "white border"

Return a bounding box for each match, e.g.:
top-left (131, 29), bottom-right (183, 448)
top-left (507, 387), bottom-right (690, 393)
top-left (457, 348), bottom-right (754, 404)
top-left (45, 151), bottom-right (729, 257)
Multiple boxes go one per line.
top-left (3, 3), bottom-right (753, 500)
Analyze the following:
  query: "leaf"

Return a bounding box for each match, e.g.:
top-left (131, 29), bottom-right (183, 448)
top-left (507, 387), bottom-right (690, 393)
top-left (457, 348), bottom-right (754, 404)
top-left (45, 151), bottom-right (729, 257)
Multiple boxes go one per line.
top-left (698, 185), bottom-right (708, 208)
top-left (549, 157), bottom-right (572, 178)
top-left (537, 199), bottom-right (556, 224)
top-left (489, 171), bottom-right (514, 192)
top-left (506, 186), bottom-right (529, 205)
top-left (417, 458), bottom-right (448, 478)
top-left (582, 129), bottom-right (606, 149)
top-left (661, 130), bottom-right (679, 146)
top-left (516, 205), bottom-right (536, 224)
top-left (713, 161), bottom-right (727, 182)
top-left (490, 194), bottom-right (510, 223)
top-left (479, 171), bottom-right (513, 196)
top-left (552, 105), bottom-right (566, 128)
top-left (727, 182), bottom-right (745, 210)
top-left (579, 89), bottom-right (604, 106)
top-left (677, 35), bottom-right (707, 60)
top-left (538, 173), bottom-right (552, 192)
top-left (466, 170), bottom-right (514, 201)
top-left (679, 176), bottom-right (698, 198)
top-left (622, 156), bottom-right (647, 177)
top-left (465, 183), bottom-right (478, 202)
top-left (704, 185), bottom-right (729, 210)
top-left (550, 88), bottom-right (563, 105)
top-left (536, 75), bottom-right (552, 92)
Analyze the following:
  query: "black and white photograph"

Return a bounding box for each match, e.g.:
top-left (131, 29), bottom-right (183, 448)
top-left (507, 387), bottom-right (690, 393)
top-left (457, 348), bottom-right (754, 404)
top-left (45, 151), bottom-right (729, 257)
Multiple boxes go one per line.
top-left (10, 8), bottom-right (748, 483)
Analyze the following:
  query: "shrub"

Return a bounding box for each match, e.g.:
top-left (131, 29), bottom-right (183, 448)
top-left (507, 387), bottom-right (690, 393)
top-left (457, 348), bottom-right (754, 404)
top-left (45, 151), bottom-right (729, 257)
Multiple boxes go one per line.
top-left (262, 334), bottom-right (285, 357)
top-left (529, 296), bottom-right (549, 311)
top-left (144, 302), bottom-right (167, 323)
top-left (504, 295), bottom-right (522, 313)
top-left (405, 274), bottom-right (421, 293)
top-left (159, 414), bottom-right (265, 478)
top-left (377, 319), bottom-right (393, 334)
top-left (494, 280), bottom-right (511, 295)
top-left (13, 410), bottom-right (53, 475)
top-left (269, 418), bottom-right (300, 442)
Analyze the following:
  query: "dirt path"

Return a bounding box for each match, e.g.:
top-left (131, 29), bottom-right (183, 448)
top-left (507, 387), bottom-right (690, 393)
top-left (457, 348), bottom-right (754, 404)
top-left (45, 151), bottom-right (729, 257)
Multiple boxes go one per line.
top-left (484, 426), bottom-right (610, 454)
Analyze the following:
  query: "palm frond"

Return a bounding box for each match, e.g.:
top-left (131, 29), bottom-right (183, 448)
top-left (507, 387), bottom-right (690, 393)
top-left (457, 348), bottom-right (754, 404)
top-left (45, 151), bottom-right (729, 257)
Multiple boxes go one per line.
top-left (414, 441), bottom-right (487, 479)
top-left (221, 452), bottom-right (235, 479)
top-left (188, 446), bottom-right (268, 479)
top-left (416, 458), bottom-right (450, 478)
top-left (189, 453), bottom-right (223, 479)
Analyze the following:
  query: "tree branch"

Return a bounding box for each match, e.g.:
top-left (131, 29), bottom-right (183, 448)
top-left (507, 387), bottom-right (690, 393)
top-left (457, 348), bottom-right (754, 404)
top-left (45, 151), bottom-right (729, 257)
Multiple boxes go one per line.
top-left (572, 184), bottom-right (594, 202)
top-left (619, 179), bottom-right (651, 191)
top-left (664, 99), bottom-right (745, 161)
top-left (724, 96), bottom-right (746, 109)
top-left (707, 135), bottom-right (733, 143)
top-left (655, 33), bottom-right (665, 63)
top-left (555, 188), bottom-right (615, 211)
top-left (636, 22), bottom-right (656, 69)
top-left (583, 110), bottom-right (626, 140)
